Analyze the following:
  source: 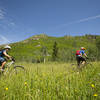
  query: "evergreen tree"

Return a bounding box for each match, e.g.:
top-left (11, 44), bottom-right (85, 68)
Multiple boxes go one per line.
top-left (52, 41), bottom-right (58, 61)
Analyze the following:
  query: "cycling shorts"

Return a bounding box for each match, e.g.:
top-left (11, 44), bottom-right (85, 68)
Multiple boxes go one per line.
top-left (0, 57), bottom-right (6, 63)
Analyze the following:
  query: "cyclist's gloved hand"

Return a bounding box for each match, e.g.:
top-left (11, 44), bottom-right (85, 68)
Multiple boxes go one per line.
top-left (9, 56), bottom-right (12, 60)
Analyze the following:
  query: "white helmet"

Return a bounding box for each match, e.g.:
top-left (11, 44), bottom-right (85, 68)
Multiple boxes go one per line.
top-left (81, 47), bottom-right (86, 50)
top-left (4, 45), bottom-right (11, 49)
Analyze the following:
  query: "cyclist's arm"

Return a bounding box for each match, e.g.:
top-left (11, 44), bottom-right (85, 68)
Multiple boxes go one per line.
top-left (80, 51), bottom-right (83, 56)
top-left (84, 53), bottom-right (87, 57)
top-left (3, 50), bottom-right (11, 59)
top-left (80, 53), bottom-right (82, 56)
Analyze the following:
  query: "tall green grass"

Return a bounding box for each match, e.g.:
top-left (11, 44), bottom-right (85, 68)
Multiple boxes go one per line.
top-left (0, 62), bottom-right (100, 100)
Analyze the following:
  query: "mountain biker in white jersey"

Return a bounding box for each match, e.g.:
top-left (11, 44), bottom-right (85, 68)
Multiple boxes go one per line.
top-left (0, 45), bottom-right (12, 71)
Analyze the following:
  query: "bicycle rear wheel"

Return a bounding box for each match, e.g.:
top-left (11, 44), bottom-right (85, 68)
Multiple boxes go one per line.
top-left (70, 63), bottom-right (78, 71)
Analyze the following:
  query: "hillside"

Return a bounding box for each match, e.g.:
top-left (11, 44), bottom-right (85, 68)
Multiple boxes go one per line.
top-left (6, 34), bottom-right (99, 62)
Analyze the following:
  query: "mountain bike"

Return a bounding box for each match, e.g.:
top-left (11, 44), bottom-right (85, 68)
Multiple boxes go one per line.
top-left (0, 57), bottom-right (25, 75)
top-left (70, 57), bottom-right (93, 71)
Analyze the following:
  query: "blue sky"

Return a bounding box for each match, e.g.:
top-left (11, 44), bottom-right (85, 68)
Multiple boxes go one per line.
top-left (0, 0), bottom-right (100, 44)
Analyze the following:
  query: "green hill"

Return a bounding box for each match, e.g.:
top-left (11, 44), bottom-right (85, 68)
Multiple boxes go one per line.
top-left (5, 34), bottom-right (100, 62)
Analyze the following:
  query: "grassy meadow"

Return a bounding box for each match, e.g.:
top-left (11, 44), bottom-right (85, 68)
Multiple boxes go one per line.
top-left (0, 62), bottom-right (100, 100)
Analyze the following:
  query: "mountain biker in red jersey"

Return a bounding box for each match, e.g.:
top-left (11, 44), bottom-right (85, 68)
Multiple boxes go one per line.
top-left (0, 45), bottom-right (12, 71)
top-left (76, 47), bottom-right (88, 68)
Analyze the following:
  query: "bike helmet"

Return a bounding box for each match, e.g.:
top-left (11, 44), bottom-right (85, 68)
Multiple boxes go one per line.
top-left (4, 45), bottom-right (11, 49)
top-left (81, 47), bottom-right (86, 50)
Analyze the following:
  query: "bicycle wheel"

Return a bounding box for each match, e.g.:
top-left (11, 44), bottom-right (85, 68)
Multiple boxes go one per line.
top-left (70, 63), bottom-right (77, 67)
top-left (14, 65), bottom-right (25, 74)
top-left (86, 62), bottom-right (93, 67)
top-left (70, 63), bottom-right (78, 71)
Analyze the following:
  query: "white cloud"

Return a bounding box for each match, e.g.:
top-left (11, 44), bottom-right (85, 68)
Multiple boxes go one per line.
top-left (8, 22), bottom-right (15, 26)
top-left (0, 9), bottom-right (5, 19)
top-left (63, 14), bottom-right (100, 27)
top-left (0, 34), bottom-right (10, 45)
top-left (10, 22), bottom-right (15, 26)
top-left (75, 14), bottom-right (100, 23)
top-left (0, 8), bottom-right (16, 30)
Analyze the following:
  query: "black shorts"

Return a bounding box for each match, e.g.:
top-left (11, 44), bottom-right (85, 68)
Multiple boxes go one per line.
top-left (76, 56), bottom-right (86, 64)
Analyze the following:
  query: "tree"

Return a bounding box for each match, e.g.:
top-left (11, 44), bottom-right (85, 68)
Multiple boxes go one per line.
top-left (96, 36), bottom-right (100, 60)
top-left (41, 46), bottom-right (47, 63)
top-left (52, 41), bottom-right (58, 61)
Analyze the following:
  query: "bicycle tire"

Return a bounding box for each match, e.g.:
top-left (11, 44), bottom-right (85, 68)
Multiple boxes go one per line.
top-left (14, 65), bottom-right (24, 69)
top-left (14, 65), bottom-right (25, 74)
top-left (86, 62), bottom-right (93, 67)
top-left (70, 63), bottom-right (77, 67)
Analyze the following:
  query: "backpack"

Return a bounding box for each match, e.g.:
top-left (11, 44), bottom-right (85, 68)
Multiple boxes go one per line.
top-left (0, 49), bottom-right (5, 57)
top-left (76, 50), bottom-right (80, 55)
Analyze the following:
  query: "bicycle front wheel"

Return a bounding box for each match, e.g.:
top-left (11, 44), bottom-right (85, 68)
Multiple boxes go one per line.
top-left (14, 65), bottom-right (25, 74)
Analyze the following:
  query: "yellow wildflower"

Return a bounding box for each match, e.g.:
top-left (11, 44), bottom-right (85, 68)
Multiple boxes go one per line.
top-left (91, 84), bottom-right (95, 88)
top-left (93, 93), bottom-right (98, 97)
top-left (5, 88), bottom-right (8, 91)
top-left (24, 82), bottom-right (27, 86)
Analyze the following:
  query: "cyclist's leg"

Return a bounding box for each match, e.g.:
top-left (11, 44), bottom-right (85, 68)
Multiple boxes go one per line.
top-left (82, 61), bottom-right (85, 65)
top-left (0, 57), bottom-right (6, 70)
top-left (81, 57), bottom-right (86, 66)
top-left (76, 56), bottom-right (80, 68)
top-left (1, 61), bottom-right (6, 69)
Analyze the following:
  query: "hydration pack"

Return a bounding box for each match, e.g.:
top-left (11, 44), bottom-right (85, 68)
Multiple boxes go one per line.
top-left (0, 50), bottom-right (4, 57)
top-left (76, 50), bottom-right (80, 55)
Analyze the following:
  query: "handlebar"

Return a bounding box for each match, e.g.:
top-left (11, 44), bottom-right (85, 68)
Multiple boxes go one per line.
top-left (11, 57), bottom-right (15, 62)
top-left (85, 57), bottom-right (96, 62)
top-left (6, 57), bottom-right (15, 62)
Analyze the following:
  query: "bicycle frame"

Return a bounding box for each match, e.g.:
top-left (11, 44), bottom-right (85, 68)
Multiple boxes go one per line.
top-left (0, 58), bottom-right (24, 75)
top-left (6, 61), bottom-right (15, 68)
top-left (3, 59), bottom-right (16, 75)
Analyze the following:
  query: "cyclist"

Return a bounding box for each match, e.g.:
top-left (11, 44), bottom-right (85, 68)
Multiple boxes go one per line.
top-left (0, 45), bottom-right (12, 71)
top-left (76, 47), bottom-right (88, 68)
